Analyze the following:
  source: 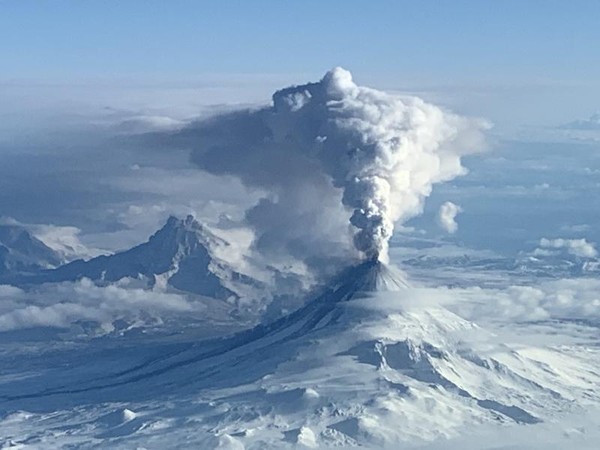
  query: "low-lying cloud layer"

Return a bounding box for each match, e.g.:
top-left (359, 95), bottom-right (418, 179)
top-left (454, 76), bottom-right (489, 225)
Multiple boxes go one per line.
top-left (443, 278), bottom-right (600, 323)
top-left (0, 280), bottom-right (205, 334)
top-left (2, 273), bottom-right (599, 334)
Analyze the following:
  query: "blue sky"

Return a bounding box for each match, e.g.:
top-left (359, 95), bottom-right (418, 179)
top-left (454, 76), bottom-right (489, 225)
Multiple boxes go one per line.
top-left (2, 0), bottom-right (599, 150)
top-left (2, 0), bottom-right (599, 81)
top-left (2, 0), bottom-right (600, 133)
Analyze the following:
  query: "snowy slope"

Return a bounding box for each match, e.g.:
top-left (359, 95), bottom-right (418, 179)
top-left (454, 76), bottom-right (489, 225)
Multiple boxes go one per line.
top-left (1, 260), bottom-right (599, 448)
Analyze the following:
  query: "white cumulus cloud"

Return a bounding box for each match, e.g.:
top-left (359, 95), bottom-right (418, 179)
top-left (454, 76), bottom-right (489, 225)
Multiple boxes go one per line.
top-left (538, 237), bottom-right (598, 258)
top-left (437, 201), bottom-right (462, 234)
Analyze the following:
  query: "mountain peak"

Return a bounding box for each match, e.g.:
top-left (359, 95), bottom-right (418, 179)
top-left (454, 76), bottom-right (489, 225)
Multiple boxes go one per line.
top-left (164, 215), bottom-right (180, 227)
top-left (366, 260), bottom-right (411, 291)
top-left (6, 215), bottom-right (242, 300)
top-left (165, 214), bottom-right (200, 229)
top-left (155, 215), bottom-right (225, 250)
top-left (334, 259), bottom-right (410, 296)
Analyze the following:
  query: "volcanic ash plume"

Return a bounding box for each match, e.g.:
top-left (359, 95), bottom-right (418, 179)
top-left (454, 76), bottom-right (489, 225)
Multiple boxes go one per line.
top-left (189, 68), bottom-right (489, 265)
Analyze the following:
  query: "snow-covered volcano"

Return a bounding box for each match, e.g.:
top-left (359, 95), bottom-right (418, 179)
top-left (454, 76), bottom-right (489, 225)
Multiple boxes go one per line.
top-left (2, 260), bottom-right (599, 448)
top-left (4, 215), bottom-right (263, 301)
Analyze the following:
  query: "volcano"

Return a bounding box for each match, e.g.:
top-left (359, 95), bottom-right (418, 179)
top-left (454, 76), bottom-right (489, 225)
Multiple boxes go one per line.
top-left (3, 215), bottom-right (264, 300)
top-left (1, 261), bottom-right (599, 448)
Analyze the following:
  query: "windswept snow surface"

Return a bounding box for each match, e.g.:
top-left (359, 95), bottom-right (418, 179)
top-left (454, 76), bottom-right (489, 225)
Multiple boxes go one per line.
top-left (1, 261), bottom-right (600, 449)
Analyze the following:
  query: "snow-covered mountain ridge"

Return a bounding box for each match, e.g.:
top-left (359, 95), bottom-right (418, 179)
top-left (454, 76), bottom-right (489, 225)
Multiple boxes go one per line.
top-left (1, 215), bottom-right (264, 302)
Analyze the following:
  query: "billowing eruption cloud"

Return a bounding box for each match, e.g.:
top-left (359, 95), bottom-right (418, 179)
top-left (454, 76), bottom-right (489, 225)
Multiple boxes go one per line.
top-left (177, 68), bottom-right (488, 270)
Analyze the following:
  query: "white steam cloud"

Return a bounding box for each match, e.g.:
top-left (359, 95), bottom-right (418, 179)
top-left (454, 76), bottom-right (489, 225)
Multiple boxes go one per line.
top-left (177, 68), bottom-right (488, 267)
top-left (438, 201), bottom-right (462, 234)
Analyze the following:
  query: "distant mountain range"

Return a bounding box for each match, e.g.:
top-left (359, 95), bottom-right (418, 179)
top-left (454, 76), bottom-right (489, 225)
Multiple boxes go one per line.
top-left (401, 251), bottom-right (600, 280)
top-left (0, 216), bottom-right (264, 301)
top-left (561, 112), bottom-right (600, 130)
top-left (2, 215), bottom-right (597, 308)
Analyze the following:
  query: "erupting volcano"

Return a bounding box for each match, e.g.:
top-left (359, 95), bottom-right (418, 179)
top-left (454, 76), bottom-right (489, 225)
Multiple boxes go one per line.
top-left (3, 259), bottom-right (598, 448)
